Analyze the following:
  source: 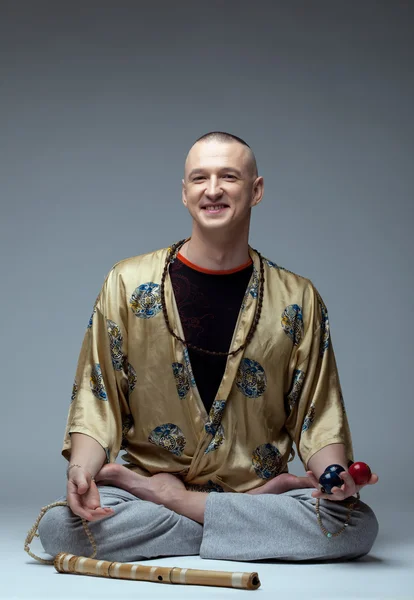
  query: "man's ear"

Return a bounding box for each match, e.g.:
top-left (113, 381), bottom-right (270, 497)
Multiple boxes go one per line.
top-left (251, 176), bottom-right (264, 207)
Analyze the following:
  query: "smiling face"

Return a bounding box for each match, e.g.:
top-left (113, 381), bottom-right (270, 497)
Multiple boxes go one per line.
top-left (182, 139), bottom-right (263, 236)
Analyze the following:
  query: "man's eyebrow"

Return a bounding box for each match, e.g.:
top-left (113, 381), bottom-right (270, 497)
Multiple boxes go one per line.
top-left (188, 167), bottom-right (243, 178)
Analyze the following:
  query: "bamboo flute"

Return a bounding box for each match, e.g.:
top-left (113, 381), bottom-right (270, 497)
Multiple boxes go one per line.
top-left (54, 552), bottom-right (261, 590)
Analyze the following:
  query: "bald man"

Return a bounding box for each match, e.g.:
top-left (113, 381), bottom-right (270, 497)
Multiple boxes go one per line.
top-left (37, 131), bottom-right (379, 563)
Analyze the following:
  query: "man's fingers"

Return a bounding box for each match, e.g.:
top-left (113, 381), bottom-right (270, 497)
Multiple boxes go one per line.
top-left (67, 486), bottom-right (113, 521)
top-left (67, 490), bottom-right (93, 519)
top-left (338, 471), bottom-right (358, 497)
top-left (71, 496), bottom-right (113, 521)
top-left (85, 508), bottom-right (114, 521)
top-left (84, 496), bottom-right (101, 510)
top-left (69, 500), bottom-right (113, 521)
top-left (339, 471), bottom-right (354, 485)
top-left (73, 480), bottom-right (89, 496)
top-left (67, 498), bottom-right (94, 520)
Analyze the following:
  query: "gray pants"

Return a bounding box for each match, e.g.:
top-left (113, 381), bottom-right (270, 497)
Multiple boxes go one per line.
top-left (38, 485), bottom-right (379, 563)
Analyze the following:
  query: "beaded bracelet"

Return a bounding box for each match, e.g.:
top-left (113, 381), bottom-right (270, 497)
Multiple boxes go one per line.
top-left (25, 500), bottom-right (97, 565)
top-left (315, 492), bottom-right (360, 538)
top-left (66, 463), bottom-right (95, 481)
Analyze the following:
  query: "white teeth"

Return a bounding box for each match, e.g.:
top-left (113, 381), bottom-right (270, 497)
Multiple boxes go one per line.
top-left (204, 205), bottom-right (227, 210)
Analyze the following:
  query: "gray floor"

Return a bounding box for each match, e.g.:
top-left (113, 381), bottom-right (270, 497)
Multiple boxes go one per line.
top-left (4, 504), bottom-right (414, 600)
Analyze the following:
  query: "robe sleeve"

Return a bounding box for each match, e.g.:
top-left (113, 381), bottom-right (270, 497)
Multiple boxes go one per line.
top-left (284, 281), bottom-right (354, 471)
top-left (61, 265), bottom-right (131, 464)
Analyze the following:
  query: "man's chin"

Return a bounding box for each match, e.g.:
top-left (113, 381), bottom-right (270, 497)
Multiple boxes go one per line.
top-left (198, 211), bottom-right (232, 225)
top-left (195, 220), bottom-right (231, 232)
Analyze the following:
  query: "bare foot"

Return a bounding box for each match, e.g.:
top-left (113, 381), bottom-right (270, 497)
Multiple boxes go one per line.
top-left (95, 464), bottom-right (188, 507)
top-left (94, 463), bottom-right (153, 500)
top-left (246, 473), bottom-right (313, 495)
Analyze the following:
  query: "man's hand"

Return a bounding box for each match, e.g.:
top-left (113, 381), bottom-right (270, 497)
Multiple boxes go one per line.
top-left (306, 469), bottom-right (379, 501)
top-left (67, 468), bottom-right (114, 521)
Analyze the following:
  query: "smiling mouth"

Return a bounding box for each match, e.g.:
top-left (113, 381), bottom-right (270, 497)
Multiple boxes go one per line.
top-left (202, 205), bottom-right (229, 212)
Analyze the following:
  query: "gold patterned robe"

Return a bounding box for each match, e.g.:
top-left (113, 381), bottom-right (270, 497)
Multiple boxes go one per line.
top-left (62, 243), bottom-right (354, 493)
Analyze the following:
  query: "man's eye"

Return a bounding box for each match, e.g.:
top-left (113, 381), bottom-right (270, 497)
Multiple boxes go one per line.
top-left (192, 175), bottom-right (235, 181)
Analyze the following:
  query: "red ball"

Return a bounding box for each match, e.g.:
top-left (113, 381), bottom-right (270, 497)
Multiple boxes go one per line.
top-left (348, 462), bottom-right (372, 485)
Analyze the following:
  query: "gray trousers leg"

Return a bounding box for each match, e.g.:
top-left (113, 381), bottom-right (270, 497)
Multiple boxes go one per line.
top-left (38, 485), bottom-right (203, 562)
top-left (200, 488), bottom-right (379, 562)
top-left (38, 486), bottom-right (378, 563)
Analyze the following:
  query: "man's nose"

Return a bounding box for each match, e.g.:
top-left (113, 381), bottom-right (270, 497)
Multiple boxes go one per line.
top-left (206, 178), bottom-right (223, 197)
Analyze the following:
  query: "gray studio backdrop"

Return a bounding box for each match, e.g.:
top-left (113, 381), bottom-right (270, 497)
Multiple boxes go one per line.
top-left (1, 1), bottom-right (413, 531)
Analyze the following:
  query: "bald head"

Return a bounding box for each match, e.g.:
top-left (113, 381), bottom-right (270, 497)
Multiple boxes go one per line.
top-left (184, 131), bottom-right (258, 181)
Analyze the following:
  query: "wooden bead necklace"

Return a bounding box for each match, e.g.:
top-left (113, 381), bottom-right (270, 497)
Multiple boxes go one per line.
top-left (315, 493), bottom-right (360, 538)
top-left (160, 238), bottom-right (265, 356)
top-left (25, 500), bottom-right (97, 564)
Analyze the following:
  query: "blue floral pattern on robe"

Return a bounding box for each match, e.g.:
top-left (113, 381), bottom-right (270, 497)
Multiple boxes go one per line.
top-left (148, 423), bottom-right (186, 456)
top-left (106, 319), bottom-right (137, 398)
top-left (204, 424), bottom-right (225, 454)
top-left (302, 404), bottom-right (316, 432)
top-left (130, 282), bottom-right (162, 319)
top-left (90, 364), bottom-right (107, 400)
top-left (127, 362), bottom-right (137, 394)
top-left (183, 346), bottom-right (196, 388)
top-left (87, 307), bottom-right (96, 329)
top-left (121, 413), bottom-right (134, 450)
top-left (319, 303), bottom-right (330, 357)
top-left (107, 319), bottom-right (124, 371)
top-left (205, 399), bottom-right (227, 435)
top-left (252, 443), bottom-right (283, 479)
top-left (265, 257), bottom-right (298, 276)
top-left (172, 362), bottom-right (190, 399)
top-left (284, 369), bottom-right (305, 414)
top-left (236, 358), bottom-right (267, 398)
top-left (281, 304), bottom-right (304, 346)
top-left (71, 380), bottom-right (78, 403)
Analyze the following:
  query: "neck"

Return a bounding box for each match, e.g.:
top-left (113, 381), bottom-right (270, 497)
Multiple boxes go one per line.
top-left (180, 228), bottom-right (251, 271)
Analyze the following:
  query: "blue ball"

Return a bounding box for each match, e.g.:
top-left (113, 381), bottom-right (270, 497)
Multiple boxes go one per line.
top-left (319, 470), bottom-right (343, 494)
top-left (324, 464), bottom-right (345, 475)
